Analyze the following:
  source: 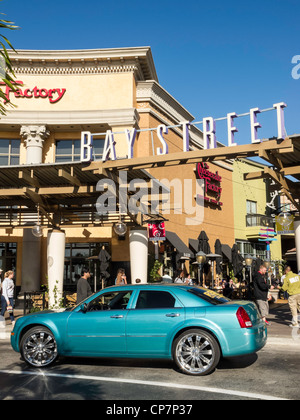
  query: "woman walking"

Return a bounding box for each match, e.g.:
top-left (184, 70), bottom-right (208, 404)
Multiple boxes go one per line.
top-left (0, 271), bottom-right (15, 328)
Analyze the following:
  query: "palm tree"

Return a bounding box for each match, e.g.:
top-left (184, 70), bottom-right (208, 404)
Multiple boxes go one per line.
top-left (0, 8), bottom-right (19, 116)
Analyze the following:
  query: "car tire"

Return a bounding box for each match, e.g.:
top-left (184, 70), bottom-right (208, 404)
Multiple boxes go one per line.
top-left (20, 326), bottom-right (58, 368)
top-left (173, 329), bottom-right (220, 376)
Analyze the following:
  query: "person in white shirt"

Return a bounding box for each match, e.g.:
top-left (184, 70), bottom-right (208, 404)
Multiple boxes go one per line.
top-left (0, 270), bottom-right (15, 327)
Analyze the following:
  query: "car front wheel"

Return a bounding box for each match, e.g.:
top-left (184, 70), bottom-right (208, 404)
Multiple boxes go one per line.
top-left (173, 329), bottom-right (220, 376)
top-left (20, 326), bottom-right (58, 368)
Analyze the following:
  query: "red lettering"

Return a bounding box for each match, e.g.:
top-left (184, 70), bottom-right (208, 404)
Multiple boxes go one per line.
top-left (39, 88), bottom-right (48, 98)
top-left (0, 81), bottom-right (66, 103)
top-left (23, 88), bottom-right (33, 98)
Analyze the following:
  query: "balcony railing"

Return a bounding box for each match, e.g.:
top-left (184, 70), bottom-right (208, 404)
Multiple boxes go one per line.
top-left (246, 214), bottom-right (275, 228)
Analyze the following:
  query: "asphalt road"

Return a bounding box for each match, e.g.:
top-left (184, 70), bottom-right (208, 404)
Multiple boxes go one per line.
top-left (0, 338), bottom-right (299, 401)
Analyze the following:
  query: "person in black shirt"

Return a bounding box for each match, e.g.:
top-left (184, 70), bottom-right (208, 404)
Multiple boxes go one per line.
top-left (253, 264), bottom-right (273, 326)
top-left (76, 268), bottom-right (92, 304)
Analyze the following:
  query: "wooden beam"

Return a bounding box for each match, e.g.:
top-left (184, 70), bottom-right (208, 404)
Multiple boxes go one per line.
top-left (280, 166), bottom-right (300, 176)
top-left (58, 169), bottom-right (81, 187)
top-left (23, 187), bottom-right (44, 206)
top-left (19, 170), bottom-right (40, 188)
top-left (83, 137), bottom-right (294, 172)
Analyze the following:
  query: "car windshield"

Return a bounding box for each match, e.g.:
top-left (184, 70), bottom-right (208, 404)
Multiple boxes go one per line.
top-left (188, 287), bottom-right (231, 305)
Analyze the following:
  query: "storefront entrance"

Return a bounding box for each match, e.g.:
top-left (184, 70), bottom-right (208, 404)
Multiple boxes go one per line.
top-left (64, 242), bottom-right (110, 292)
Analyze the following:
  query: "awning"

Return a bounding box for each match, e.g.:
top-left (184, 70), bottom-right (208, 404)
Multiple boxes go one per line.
top-left (222, 244), bottom-right (232, 262)
top-left (166, 231), bottom-right (194, 258)
top-left (189, 238), bottom-right (198, 253)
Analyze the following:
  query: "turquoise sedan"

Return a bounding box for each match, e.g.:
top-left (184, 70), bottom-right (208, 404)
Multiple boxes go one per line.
top-left (11, 284), bottom-right (267, 376)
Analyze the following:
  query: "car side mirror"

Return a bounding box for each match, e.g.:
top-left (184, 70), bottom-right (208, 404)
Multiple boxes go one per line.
top-left (80, 303), bottom-right (88, 313)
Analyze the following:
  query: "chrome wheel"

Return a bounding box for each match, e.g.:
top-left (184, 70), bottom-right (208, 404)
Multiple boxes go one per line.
top-left (174, 329), bottom-right (220, 375)
top-left (21, 327), bottom-right (58, 368)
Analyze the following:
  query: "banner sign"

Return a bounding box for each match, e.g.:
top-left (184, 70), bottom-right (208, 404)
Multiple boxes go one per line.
top-left (148, 222), bottom-right (166, 241)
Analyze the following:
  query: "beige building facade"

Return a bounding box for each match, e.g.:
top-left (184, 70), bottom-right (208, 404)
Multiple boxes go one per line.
top-left (0, 47), bottom-right (237, 299)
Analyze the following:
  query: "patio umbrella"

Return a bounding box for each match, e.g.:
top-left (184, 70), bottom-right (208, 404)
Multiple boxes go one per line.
top-left (231, 244), bottom-right (244, 277)
top-left (214, 239), bottom-right (223, 275)
top-left (198, 231), bottom-right (211, 254)
top-left (98, 247), bottom-right (111, 281)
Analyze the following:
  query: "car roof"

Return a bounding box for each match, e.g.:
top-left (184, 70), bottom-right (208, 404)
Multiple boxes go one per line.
top-left (106, 283), bottom-right (193, 290)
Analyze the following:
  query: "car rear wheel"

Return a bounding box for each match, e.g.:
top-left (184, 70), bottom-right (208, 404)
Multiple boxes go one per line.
top-left (173, 329), bottom-right (220, 376)
top-left (20, 326), bottom-right (58, 368)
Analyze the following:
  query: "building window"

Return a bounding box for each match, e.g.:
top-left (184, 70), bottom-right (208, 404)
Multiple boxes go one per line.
top-left (64, 242), bottom-right (110, 290)
top-left (0, 242), bottom-right (17, 276)
top-left (55, 140), bottom-right (81, 162)
top-left (246, 200), bottom-right (257, 227)
top-left (0, 139), bottom-right (20, 166)
top-left (55, 138), bottom-right (105, 162)
top-left (236, 240), bottom-right (266, 259)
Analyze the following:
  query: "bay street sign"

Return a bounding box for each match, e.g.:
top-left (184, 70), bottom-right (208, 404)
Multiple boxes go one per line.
top-left (80, 102), bottom-right (287, 163)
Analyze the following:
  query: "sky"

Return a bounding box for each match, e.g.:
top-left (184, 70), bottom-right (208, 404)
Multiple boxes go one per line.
top-left (1, 0), bottom-right (300, 145)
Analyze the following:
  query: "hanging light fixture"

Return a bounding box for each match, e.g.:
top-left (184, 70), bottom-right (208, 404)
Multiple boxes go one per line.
top-left (113, 218), bottom-right (127, 236)
top-left (31, 204), bottom-right (43, 237)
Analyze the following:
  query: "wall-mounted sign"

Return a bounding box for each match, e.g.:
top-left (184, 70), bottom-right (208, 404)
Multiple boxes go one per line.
top-left (275, 213), bottom-right (295, 235)
top-left (195, 162), bottom-right (223, 207)
top-left (148, 222), bottom-right (166, 241)
top-left (81, 102), bottom-right (287, 163)
top-left (0, 80), bottom-right (66, 104)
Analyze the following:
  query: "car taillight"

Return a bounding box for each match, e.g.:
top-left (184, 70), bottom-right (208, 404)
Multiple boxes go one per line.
top-left (236, 307), bottom-right (253, 328)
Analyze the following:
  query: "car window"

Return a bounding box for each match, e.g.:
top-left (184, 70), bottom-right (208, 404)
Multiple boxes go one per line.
top-left (136, 291), bottom-right (176, 309)
top-left (87, 291), bottom-right (132, 312)
top-left (188, 287), bottom-right (230, 305)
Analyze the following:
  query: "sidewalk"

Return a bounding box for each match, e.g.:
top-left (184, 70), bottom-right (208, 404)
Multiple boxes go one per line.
top-left (0, 301), bottom-right (299, 347)
top-left (266, 299), bottom-right (300, 348)
top-left (0, 308), bottom-right (23, 341)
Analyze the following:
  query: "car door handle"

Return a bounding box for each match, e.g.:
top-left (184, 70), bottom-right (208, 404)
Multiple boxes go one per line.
top-left (110, 315), bottom-right (124, 319)
top-left (166, 313), bottom-right (180, 317)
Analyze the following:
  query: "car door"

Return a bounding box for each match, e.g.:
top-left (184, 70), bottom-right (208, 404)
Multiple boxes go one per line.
top-left (126, 289), bottom-right (185, 356)
top-left (66, 289), bottom-right (133, 356)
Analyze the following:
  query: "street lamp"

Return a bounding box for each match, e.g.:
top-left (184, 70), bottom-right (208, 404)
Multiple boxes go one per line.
top-left (196, 251), bottom-right (206, 287)
top-left (245, 254), bottom-right (253, 283)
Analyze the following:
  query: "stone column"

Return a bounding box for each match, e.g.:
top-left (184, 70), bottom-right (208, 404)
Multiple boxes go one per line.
top-left (294, 217), bottom-right (300, 273)
top-left (20, 125), bottom-right (50, 164)
top-left (129, 228), bottom-right (148, 284)
top-left (47, 230), bottom-right (66, 309)
top-left (20, 229), bottom-right (42, 293)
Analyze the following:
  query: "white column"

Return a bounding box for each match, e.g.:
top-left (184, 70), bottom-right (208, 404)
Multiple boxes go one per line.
top-left (21, 125), bottom-right (50, 164)
top-left (294, 217), bottom-right (300, 273)
top-left (47, 230), bottom-right (65, 309)
top-left (129, 228), bottom-right (148, 284)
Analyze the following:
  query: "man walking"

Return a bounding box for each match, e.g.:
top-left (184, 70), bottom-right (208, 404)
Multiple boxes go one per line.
top-left (253, 264), bottom-right (273, 326)
top-left (279, 266), bottom-right (300, 328)
top-left (76, 268), bottom-right (92, 304)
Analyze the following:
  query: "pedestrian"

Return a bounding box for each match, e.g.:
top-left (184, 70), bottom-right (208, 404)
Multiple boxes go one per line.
top-left (174, 270), bottom-right (185, 283)
top-left (76, 268), bottom-right (92, 304)
top-left (280, 266), bottom-right (290, 300)
top-left (278, 266), bottom-right (300, 328)
top-left (115, 268), bottom-right (127, 285)
top-left (0, 270), bottom-right (15, 328)
top-left (161, 268), bottom-right (173, 283)
top-left (253, 264), bottom-right (273, 326)
top-left (184, 273), bottom-right (194, 285)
